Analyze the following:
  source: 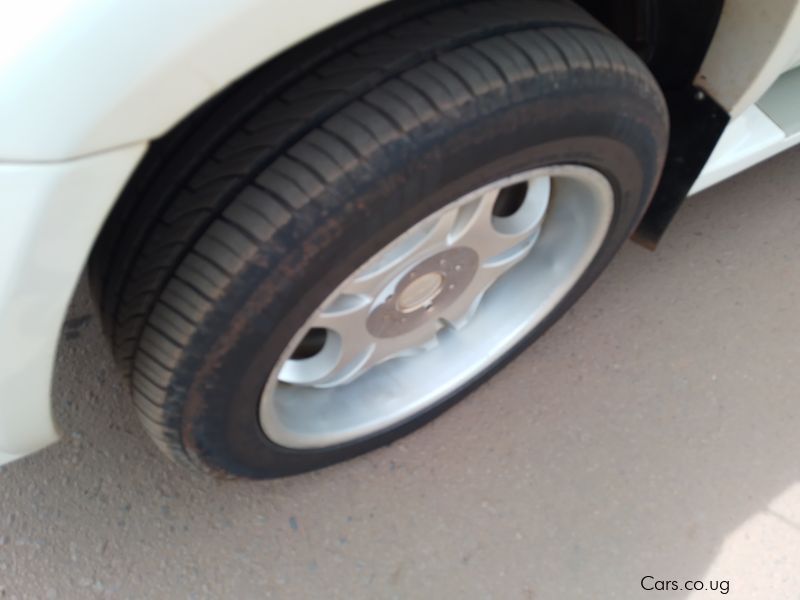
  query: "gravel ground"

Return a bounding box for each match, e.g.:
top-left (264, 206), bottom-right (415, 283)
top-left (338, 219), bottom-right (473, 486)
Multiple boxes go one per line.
top-left (2, 148), bottom-right (800, 599)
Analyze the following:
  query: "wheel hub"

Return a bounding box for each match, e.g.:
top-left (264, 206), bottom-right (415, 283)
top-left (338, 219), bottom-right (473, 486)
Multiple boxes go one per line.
top-left (396, 272), bottom-right (444, 313)
top-left (261, 165), bottom-right (615, 449)
top-left (366, 246), bottom-right (479, 338)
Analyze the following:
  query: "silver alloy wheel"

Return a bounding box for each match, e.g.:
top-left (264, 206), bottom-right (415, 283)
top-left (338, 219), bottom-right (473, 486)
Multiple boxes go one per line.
top-left (260, 165), bottom-right (614, 449)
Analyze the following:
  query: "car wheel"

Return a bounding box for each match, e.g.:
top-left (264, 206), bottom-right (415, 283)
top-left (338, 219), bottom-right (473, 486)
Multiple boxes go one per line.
top-left (94, 0), bottom-right (668, 478)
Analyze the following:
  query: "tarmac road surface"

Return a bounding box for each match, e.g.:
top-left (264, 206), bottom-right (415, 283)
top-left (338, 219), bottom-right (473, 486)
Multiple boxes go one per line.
top-left (2, 148), bottom-right (800, 599)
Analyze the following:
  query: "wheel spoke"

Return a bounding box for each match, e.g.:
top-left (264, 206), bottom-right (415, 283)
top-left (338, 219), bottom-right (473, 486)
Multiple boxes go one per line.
top-left (347, 207), bottom-right (461, 294)
top-left (436, 286), bottom-right (485, 330)
top-left (278, 298), bottom-right (376, 387)
top-left (372, 319), bottom-right (442, 362)
top-left (333, 269), bottom-right (386, 300)
top-left (436, 238), bottom-right (537, 329)
top-left (411, 205), bottom-right (462, 255)
top-left (471, 236), bottom-right (537, 289)
top-left (279, 293), bottom-right (444, 387)
top-left (453, 176), bottom-right (550, 263)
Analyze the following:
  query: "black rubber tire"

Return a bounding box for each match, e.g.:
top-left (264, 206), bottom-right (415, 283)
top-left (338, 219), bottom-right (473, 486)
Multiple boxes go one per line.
top-left (91, 0), bottom-right (668, 478)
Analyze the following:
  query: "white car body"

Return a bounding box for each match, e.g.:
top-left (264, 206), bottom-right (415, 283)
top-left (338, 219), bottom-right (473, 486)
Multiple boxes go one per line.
top-left (2, 0), bottom-right (800, 465)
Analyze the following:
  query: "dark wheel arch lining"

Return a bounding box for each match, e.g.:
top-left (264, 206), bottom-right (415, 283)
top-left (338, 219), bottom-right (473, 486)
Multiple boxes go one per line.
top-left (576, 0), bottom-right (728, 246)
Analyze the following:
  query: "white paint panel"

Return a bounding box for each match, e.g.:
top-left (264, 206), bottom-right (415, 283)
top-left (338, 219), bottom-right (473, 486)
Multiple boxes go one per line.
top-left (696, 0), bottom-right (800, 117)
top-left (0, 144), bottom-right (146, 464)
top-left (0, 451), bottom-right (24, 466)
top-left (0, 0), bottom-right (385, 161)
top-left (790, 49), bottom-right (800, 71)
top-left (690, 105), bottom-right (800, 195)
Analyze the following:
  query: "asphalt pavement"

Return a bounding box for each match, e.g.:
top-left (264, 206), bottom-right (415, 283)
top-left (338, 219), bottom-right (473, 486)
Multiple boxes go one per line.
top-left (2, 148), bottom-right (800, 599)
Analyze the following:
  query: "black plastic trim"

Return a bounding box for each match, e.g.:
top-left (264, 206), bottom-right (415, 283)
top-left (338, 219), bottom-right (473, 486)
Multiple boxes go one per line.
top-left (577, 0), bottom-right (727, 246)
top-left (631, 88), bottom-right (729, 247)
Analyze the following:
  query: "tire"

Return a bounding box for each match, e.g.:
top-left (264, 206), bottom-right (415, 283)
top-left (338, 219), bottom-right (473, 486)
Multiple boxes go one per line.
top-left (92, 0), bottom-right (668, 478)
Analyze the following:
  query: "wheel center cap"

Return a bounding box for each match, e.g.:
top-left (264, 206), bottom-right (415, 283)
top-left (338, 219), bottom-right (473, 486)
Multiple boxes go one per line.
top-left (366, 246), bottom-right (479, 338)
top-left (396, 272), bottom-right (444, 313)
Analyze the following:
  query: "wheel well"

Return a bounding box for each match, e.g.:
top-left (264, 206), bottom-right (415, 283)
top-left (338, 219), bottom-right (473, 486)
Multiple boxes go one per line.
top-left (89, 0), bottom-right (725, 317)
top-left (577, 0), bottom-right (723, 89)
top-left (575, 0), bottom-right (728, 246)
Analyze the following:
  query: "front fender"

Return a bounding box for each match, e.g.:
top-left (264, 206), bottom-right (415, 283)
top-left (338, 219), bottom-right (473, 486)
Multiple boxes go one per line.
top-left (0, 0), bottom-right (385, 162)
top-left (0, 144), bottom-right (145, 464)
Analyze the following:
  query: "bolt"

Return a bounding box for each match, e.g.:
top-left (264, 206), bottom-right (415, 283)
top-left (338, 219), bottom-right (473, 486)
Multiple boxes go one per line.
top-left (439, 259), bottom-right (447, 267)
top-left (455, 265), bottom-right (462, 272)
top-left (694, 90), bottom-right (705, 101)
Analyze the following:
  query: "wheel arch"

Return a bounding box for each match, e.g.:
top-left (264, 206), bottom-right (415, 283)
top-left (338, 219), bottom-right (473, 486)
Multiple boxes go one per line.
top-left (575, 0), bottom-right (728, 246)
top-left (87, 0), bottom-right (731, 309)
top-left (0, 0), bottom-right (392, 162)
top-left (88, 0), bottom-right (726, 368)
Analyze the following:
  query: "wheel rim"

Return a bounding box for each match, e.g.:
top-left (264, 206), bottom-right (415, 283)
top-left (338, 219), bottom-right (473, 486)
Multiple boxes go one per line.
top-left (259, 165), bottom-right (614, 449)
